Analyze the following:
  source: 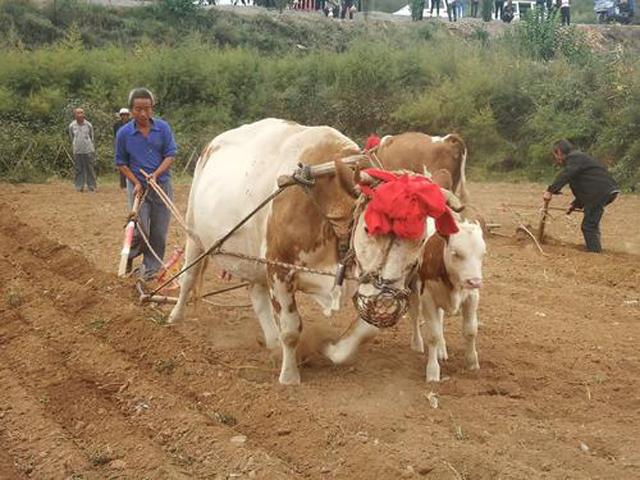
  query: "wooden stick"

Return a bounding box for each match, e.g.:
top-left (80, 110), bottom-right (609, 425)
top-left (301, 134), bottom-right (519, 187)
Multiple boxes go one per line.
top-left (537, 198), bottom-right (550, 243)
top-left (517, 224), bottom-right (547, 255)
top-left (276, 154), bottom-right (366, 188)
top-left (140, 294), bottom-right (178, 304)
top-left (181, 147), bottom-right (198, 176)
top-left (140, 170), bottom-right (205, 250)
top-left (502, 202), bottom-right (567, 212)
top-left (118, 196), bottom-right (141, 277)
top-left (201, 282), bottom-right (250, 299)
top-left (502, 204), bottom-right (547, 256)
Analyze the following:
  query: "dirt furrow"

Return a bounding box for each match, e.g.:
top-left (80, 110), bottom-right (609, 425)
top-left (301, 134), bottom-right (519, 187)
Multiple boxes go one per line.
top-left (0, 213), bottom-right (303, 479)
top-left (0, 360), bottom-right (93, 480)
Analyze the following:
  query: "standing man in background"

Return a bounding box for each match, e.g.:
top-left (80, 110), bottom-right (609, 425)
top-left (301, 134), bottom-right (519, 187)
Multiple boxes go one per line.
top-left (69, 107), bottom-right (97, 192)
top-left (113, 107), bottom-right (131, 191)
top-left (560, 0), bottom-right (570, 25)
top-left (543, 139), bottom-right (619, 253)
top-left (115, 88), bottom-right (177, 281)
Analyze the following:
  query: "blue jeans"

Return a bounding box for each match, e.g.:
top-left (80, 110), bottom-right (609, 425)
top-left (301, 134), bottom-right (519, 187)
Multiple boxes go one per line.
top-left (129, 179), bottom-right (173, 279)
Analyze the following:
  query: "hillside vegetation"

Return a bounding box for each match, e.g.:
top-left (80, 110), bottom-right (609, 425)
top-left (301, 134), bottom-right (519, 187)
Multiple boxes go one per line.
top-left (0, 0), bottom-right (638, 190)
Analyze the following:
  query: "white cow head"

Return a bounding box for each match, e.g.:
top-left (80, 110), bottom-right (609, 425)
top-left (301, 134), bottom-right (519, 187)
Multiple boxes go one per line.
top-left (336, 163), bottom-right (459, 328)
top-left (351, 213), bottom-right (426, 328)
top-left (442, 221), bottom-right (486, 289)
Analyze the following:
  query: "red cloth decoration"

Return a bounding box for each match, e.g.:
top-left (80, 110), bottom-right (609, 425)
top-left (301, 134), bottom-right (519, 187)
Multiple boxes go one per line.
top-left (364, 134), bottom-right (381, 151)
top-left (359, 169), bottom-right (459, 239)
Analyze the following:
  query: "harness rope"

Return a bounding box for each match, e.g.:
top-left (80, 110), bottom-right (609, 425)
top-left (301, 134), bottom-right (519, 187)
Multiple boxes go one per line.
top-left (145, 151), bottom-right (423, 332)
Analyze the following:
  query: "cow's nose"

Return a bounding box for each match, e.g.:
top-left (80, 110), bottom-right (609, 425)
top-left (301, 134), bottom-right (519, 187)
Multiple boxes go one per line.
top-left (465, 278), bottom-right (483, 289)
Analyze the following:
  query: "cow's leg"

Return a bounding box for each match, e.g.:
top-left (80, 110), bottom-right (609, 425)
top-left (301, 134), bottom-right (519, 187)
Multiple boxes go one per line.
top-left (408, 288), bottom-right (424, 353)
top-left (270, 276), bottom-right (302, 385)
top-left (462, 290), bottom-right (480, 370)
top-left (436, 309), bottom-right (448, 361)
top-left (423, 294), bottom-right (443, 382)
top-left (324, 319), bottom-right (378, 365)
top-left (248, 283), bottom-right (280, 350)
top-left (168, 238), bottom-right (204, 324)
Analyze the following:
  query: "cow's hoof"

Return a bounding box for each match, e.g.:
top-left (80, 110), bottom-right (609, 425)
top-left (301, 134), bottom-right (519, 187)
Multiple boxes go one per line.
top-left (466, 352), bottom-right (479, 370)
top-left (426, 363), bottom-right (441, 383)
top-left (437, 344), bottom-right (448, 361)
top-left (323, 342), bottom-right (351, 365)
top-left (167, 309), bottom-right (183, 324)
top-left (411, 337), bottom-right (425, 353)
top-left (279, 371), bottom-right (301, 385)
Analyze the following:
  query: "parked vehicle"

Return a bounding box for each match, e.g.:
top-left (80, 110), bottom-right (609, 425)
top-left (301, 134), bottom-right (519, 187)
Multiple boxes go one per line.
top-left (594, 0), bottom-right (634, 23)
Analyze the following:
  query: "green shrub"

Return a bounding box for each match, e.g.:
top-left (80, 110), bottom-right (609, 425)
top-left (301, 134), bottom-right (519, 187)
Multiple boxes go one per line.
top-left (0, 1), bottom-right (638, 192)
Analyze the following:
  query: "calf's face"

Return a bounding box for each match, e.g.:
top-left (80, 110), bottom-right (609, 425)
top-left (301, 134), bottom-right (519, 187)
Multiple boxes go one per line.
top-left (443, 222), bottom-right (486, 289)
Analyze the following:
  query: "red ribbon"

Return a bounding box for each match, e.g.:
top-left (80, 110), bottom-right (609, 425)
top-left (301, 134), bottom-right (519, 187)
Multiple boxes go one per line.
top-left (359, 169), bottom-right (459, 239)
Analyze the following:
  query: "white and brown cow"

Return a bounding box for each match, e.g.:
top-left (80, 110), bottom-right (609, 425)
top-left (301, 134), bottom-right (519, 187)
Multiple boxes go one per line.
top-left (168, 119), bottom-right (438, 385)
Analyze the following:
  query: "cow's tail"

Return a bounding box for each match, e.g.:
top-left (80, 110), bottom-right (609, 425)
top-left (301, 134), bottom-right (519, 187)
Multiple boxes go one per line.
top-left (184, 143), bottom-right (217, 311)
top-left (191, 256), bottom-right (209, 313)
top-left (444, 134), bottom-right (469, 205)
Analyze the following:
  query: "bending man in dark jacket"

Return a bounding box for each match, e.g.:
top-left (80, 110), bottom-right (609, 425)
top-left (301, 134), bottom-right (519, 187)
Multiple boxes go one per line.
top-left (543, 139), bottom-right (619, 253)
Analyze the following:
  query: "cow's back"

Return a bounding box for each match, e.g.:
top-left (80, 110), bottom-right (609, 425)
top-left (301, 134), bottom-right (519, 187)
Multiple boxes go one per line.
top-left (377, 132), bottom-right (466, 194)
top-left (187, 118), bottom-right (357, 283)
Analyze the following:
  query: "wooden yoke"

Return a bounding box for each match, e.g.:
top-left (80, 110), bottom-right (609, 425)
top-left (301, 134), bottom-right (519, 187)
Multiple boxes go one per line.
top-left (276, 155), bottom-right (367, 188)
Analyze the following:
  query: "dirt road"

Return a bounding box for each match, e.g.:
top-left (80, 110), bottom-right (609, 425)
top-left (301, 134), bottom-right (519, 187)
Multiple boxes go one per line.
top-left (0, 180), bottom-right (639, 479)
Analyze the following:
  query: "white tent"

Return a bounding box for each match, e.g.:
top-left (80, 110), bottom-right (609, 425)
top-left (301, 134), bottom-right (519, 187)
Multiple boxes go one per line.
top-left (393, 3), bottom-right (450, 18)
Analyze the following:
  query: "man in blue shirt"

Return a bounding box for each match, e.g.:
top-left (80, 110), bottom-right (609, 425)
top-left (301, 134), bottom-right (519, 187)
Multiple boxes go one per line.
top-left (115, 88), bottom-right (177, 280)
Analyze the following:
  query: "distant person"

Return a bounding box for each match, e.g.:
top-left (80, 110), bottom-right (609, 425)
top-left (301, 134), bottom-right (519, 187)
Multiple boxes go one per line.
top-left (560, 0), bottom-right (570, 24)
top-left (450, 0), bottom-right (458, 20)
top-left (341, 0), bottom-right (354, 18)
top-left (115, 88), bottom-right (177, 280)
top-left (430, 0), bottom-right (442, 17)
top-left (494, 0), bottom-right (504, 18)
top-left (543, 139), bottom-right (620, 253)
top-left (68, 107), bottom-right (97, 193)
top-left (471, 0), bottom-right (479, 17)
top-left (113, 108), bottom-right (131, 191)
top-left (502, 0), bottom-right (514, 21)
top-left (364, 132), bottom-right (381, 150)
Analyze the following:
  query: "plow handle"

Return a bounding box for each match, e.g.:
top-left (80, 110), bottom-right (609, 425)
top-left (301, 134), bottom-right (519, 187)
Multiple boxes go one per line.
top-left (117, 195), bottom-right (141, 277)
top-left (537, 197), bottom-right (550, 244)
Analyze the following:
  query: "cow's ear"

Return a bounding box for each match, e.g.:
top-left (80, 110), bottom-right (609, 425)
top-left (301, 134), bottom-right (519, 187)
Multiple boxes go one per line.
top-left (334, 158), bottom-right (359, 199)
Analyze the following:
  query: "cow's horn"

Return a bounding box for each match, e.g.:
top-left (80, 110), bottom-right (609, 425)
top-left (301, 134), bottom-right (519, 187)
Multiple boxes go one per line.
top-left (441, 188), bottom-right (465, 213)
top-left (334, 158), bottom-right (359, 199)
top-left (358, 171), bottom-right (375, 185)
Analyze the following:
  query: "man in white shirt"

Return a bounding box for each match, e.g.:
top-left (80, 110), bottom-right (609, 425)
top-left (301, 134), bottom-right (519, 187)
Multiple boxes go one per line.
top-left (68, 107), bottom-right (97, 192)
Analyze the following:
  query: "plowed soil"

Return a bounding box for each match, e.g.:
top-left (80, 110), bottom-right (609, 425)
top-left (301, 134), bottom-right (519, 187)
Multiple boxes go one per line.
top-left (1, 180), bottom-right (639, 480)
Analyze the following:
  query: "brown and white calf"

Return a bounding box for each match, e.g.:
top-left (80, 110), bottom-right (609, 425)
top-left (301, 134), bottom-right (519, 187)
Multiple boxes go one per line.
top-left (325, 217), bottom-right (486, 383)
top-left (409, 218), bottom-right (486, 382)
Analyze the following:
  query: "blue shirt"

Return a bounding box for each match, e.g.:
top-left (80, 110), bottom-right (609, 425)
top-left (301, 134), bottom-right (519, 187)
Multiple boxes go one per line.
top-left (115, 117), bottom-right (177, 184)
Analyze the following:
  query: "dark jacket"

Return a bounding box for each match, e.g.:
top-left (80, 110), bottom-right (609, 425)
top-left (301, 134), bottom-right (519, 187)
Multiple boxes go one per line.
top-left (547, 151), bottom-right (618, 208)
